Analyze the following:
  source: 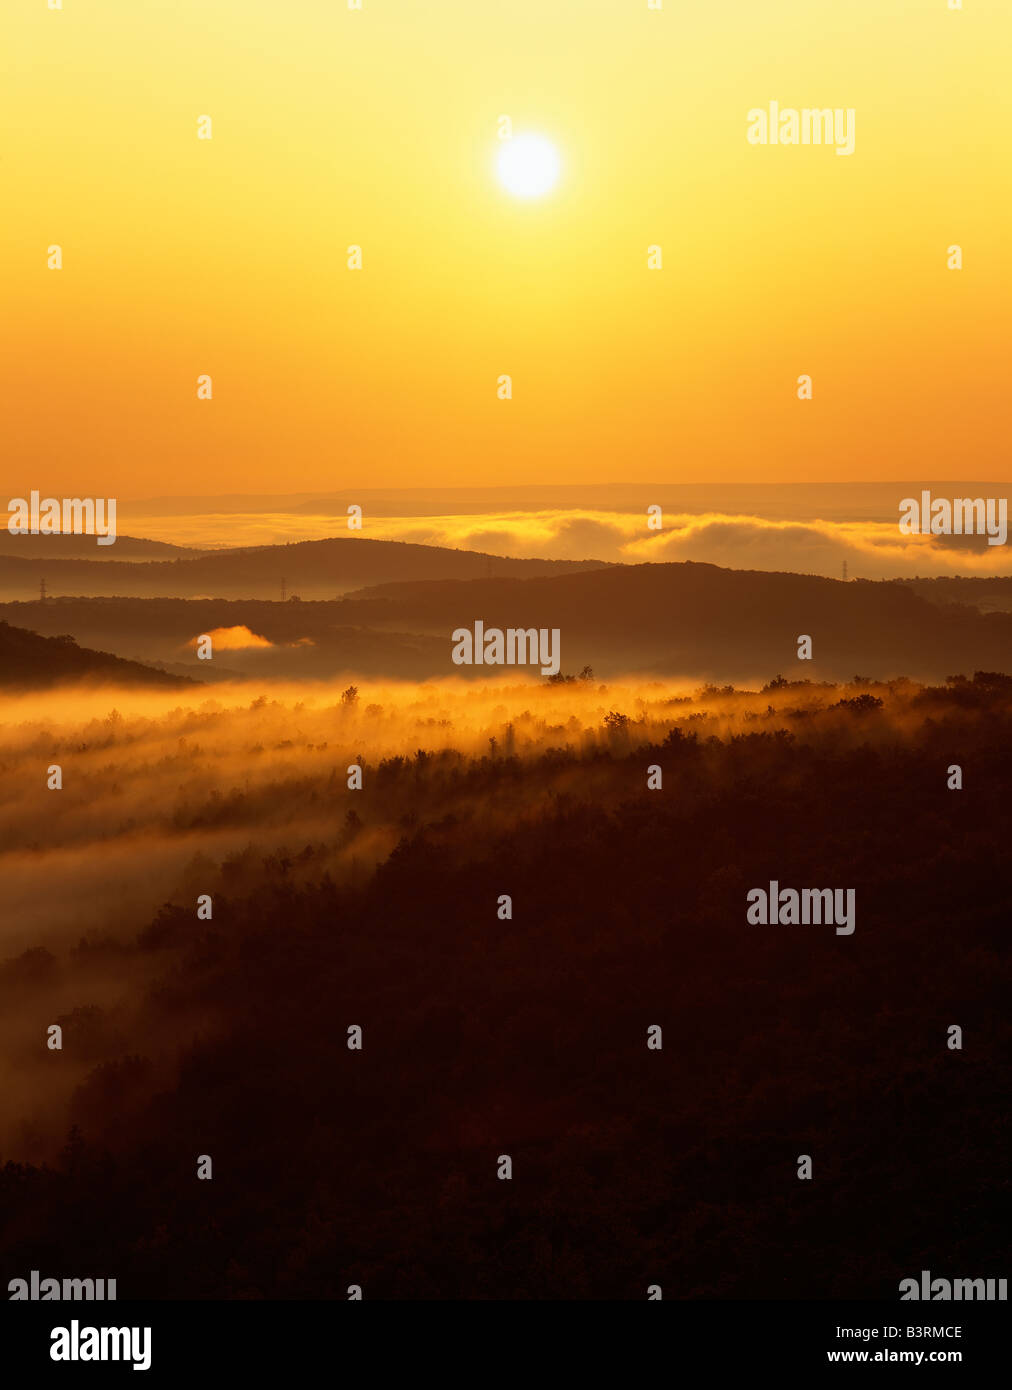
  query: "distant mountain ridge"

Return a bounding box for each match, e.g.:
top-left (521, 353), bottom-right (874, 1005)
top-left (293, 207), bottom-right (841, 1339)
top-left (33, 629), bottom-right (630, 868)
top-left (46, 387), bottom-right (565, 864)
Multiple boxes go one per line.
top-left (122, 481), bottom-right (1011, 523)
top-left (0, 535), bottom-right (610, 601)
top-left (0, 533), bottom-right (196, 561)
top-left (338, 561), bottom-right (1012, 682)
top-left (3, 561), bottom-right (1010, 685)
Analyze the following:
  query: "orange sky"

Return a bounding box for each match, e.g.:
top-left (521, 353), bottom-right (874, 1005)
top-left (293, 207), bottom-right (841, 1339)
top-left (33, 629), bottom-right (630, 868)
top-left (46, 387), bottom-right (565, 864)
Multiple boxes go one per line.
top-left (2, 0), bottom-right (1009, 498)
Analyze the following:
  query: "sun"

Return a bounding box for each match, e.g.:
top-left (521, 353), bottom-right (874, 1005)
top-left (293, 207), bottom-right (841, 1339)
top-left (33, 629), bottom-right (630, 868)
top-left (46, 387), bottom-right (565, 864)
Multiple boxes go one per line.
top-left (496, 133), bottom-right (561, 198)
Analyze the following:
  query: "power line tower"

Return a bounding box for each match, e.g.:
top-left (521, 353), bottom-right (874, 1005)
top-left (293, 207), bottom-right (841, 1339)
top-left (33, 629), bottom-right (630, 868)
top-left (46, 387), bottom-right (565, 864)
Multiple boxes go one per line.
top-left (842, 560), bottom-right (848, 583)
top-left (280, 576), bottom-right (287, 602)
top-left (40, 576), bottom-right (47, 602)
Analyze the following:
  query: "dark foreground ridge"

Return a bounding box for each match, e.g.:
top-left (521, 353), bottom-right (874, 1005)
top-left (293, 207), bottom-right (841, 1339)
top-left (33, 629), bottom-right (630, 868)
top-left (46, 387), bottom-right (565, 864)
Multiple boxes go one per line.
top-left (0, 673), bottom-right (1006, 1298)
top-left (0, 621), bottom-right (192, 689)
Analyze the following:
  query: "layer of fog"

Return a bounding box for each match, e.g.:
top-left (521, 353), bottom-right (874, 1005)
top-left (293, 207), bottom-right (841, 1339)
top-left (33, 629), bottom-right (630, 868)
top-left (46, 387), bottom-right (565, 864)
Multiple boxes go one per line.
top-left (0, 672), bottom-right (955, 1158)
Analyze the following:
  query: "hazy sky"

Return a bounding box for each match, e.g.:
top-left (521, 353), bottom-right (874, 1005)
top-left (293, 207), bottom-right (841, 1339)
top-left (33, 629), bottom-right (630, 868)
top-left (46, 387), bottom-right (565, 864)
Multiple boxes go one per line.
top-left (3, 0), bottom-right (1009, 496)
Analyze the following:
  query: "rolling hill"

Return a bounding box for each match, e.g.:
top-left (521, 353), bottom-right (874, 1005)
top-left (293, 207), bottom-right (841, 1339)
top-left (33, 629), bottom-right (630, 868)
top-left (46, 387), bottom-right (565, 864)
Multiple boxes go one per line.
top-left (0, 533), bottom-right (195, 561)
top-left (0, 535), bottom-right (609, 601)
top-left (337, 561), bottom-right (1012, 682)
top-left (0, 621), bottom-right (194, 689)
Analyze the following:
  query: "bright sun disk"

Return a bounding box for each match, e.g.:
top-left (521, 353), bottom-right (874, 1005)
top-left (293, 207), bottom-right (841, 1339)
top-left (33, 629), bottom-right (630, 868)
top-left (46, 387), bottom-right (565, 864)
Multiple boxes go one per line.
top-left (496, 133), bottom-right (560, 198)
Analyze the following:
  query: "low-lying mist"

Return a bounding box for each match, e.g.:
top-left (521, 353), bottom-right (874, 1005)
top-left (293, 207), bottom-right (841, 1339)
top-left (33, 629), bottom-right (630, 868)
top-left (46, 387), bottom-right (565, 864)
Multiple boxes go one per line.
top-left (0, 671), bottom-right (949, 937)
